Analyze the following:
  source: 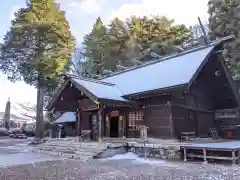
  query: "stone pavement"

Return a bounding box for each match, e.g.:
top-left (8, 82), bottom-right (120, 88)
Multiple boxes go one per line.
top-left (0, 137), bottom-right (63, 167)
top-left (0, 137), bottom-right (240, 179)
top-left (0, 156), bottom-right (240, 179)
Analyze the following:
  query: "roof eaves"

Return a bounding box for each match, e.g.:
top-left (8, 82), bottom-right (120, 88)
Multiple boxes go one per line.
top-left (188, 35), bottom-right (235, 90)
top-left (218, 54), bottom-right (240, 106)
top-left (46, 79), bottom-right (70, 110)
top-left (123, 84), bottom-right (188, 99)
top-left (71, 79), bottom-right (99, 102)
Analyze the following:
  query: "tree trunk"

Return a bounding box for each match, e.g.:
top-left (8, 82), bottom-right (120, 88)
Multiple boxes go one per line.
top-left (35, 85), bottom-right (44, 139)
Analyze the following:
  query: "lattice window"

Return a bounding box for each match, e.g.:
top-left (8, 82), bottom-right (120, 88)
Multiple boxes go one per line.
top-left (128, 111), bottom-right (144, 127)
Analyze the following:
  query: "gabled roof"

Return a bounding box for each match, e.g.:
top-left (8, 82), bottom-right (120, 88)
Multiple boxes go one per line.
top-left (47, 36), bottom-right (238, 109)
top-left (71, 78), bottom-right (128, 102)
top-left (102, 45), bottom-right (215, 96)
top-left (54, 112), bottom-right (76, 124)
top-left (58, 45), bottom-right (215, 102)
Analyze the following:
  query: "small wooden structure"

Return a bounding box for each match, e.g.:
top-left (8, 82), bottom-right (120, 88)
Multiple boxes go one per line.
top-left (181, 141), bottom-right (240, 164)
top-left (46, 37), bottom-right (240, 141)
top-left (52, 112), bottom-right (76, 137)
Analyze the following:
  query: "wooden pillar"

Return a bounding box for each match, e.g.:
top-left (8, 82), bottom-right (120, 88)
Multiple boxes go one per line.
top-left (183, 148), bottom-right (187, 162)
top-left (238, 150), bottom-right (240, 164)
top-left (203, 149), bottom-right (208, 164)
top-left (123, 111), bottom-right (127, 138)
top-left (119, 114), bottom-right (124, 138)
top-left (168, 101), bottom-right (174, 138)
top-left (98, 107), bottom-right (103, 142)
top-left (105, 114), bottom-right (110, 137)
top-left (76, 109), bottom-right (79, 136)
top-left (77, 109), bottom-right (82, 137)
top-left (232, 150), bottom-right (236, 165)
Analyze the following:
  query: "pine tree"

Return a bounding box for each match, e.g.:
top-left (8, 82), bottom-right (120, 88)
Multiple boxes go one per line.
top-left (208, 0), bottom-right (240, 78)
top-left (0, 0), bottom-right (75, 138)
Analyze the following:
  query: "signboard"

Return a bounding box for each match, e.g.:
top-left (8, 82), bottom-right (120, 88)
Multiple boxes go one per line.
top-left (110, 111), bottom-right (119, 117)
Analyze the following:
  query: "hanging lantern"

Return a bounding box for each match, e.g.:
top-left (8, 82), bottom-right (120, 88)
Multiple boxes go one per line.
top-left (119, 116), bottom-right (124, 121)
top-left (106, 116), bottom-right (109, 122)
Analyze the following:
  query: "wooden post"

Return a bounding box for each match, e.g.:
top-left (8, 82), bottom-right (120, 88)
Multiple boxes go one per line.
top-left (76, 109), bottom-right (79, 136)
top-left (168, 101), bottom-right (174, 138)
top-left (98, 108), bottom-right (103, 142)
top-left (183, 148), bottom-right (187, 162)
top-left (119, 114), bottom-right (124, 138)
top-left (105, 115), bottom-right (110, 137)
top-left (238, 150), bottom-right (240, 164)
top-left (232, 150), bottom-right (236, 165)
top-left (203, 149), bottom-right (208, 164)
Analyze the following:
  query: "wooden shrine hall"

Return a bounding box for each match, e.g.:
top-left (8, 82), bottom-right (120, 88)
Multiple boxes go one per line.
top-left (46, 36), bottom-right (240, 141)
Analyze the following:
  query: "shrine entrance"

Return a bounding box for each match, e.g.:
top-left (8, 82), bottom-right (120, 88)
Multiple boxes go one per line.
top-left (110, 116), bottom-right (119, 137)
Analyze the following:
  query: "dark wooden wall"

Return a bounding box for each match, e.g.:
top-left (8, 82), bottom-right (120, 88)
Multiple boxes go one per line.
top-left (139, 96), bottom-right (172, 138)
top-left (170, 56), bottom-right (225, 139)
top-left (171, 105), bottom-right (214, 138)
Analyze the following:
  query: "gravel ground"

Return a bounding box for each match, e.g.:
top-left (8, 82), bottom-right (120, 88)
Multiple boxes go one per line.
top-left (0, 158), bottom-right (240, 180)
top-left (0, 138), bottom-right (33, 147)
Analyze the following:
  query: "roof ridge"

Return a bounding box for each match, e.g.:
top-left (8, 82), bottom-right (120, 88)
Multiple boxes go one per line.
top-left (100, 35), bottom-right (234, 80)
top-left (71, 75), bottom-right (116, 86)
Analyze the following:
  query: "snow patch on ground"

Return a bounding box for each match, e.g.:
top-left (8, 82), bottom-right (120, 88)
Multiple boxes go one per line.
top-left (0, 152), bottom-right (64, 167)
top-left (102, 152), bottom-right (178, 167)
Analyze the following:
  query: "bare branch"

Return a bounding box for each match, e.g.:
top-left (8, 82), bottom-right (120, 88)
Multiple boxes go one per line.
top-left (20, 112), bottom-right (36, 120)
top-left (17, 103), bottom-right (36, 112)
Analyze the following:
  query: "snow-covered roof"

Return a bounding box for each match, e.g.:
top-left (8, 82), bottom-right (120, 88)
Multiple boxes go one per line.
top-left (47, 36), bottom-right (235, 109)
top-left (69, 45), bottom-right (214, 101)
top-left (72, 78), bottom-right (128, 102)
top-left (101, 45), bottom-right (215, 96)
top-left (54, 112), bottom-right (76, 124)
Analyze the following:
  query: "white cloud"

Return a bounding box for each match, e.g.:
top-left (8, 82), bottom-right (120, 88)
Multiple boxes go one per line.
top-left (110, 0), bottom-right (209, 26)
top-left (79, 0), bottom-right (104, 13)
top-left (61, 0), bottom-right (104, 14)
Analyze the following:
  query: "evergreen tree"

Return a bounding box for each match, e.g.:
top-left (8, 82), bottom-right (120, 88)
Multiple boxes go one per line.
top-left (105, 18), bottom-right (130, 69)
top-left (82, 15), bottom-right (191, 75)
top-left (127, 16), bottom-right (190, 50)
top-left (70, 47), bottom-right (95, 77)
top-left (0, 0), bottom-right (75, 138)
top-left (82, 17), bottom-right (108, 76)
top-left (208, 0), bottom-right (240, 78)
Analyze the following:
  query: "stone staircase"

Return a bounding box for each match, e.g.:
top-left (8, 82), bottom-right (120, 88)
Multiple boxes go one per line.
top-left (32, 140), bottom-right (107, 161)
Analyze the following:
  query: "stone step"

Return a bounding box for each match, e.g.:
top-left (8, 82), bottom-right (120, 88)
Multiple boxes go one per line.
top-left (36, 144), bottom-right (105, 151)
top-left (36, 147), bottom-right (99, 156)
top-left (43, 143), bottom-right (106, 149)
top-left (33, 149), bottom-right (92, 161)
top-left (35, 146), bottom-right (103, 154)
